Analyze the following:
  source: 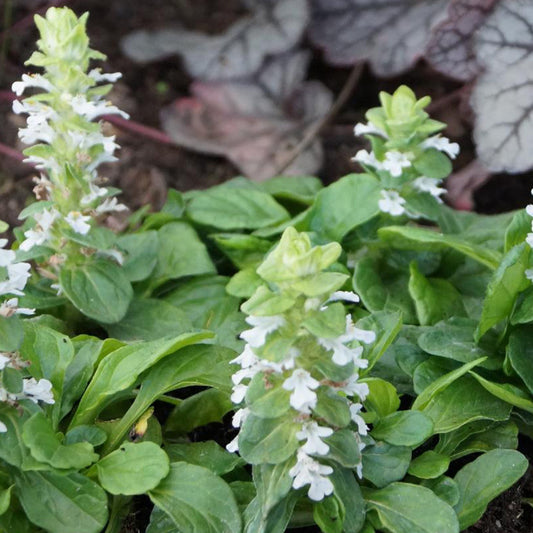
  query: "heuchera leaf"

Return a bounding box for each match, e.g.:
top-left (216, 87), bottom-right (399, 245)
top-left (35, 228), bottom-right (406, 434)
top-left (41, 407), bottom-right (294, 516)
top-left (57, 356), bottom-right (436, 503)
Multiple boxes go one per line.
top-left (161, 51), bottom-right (332, 180)
top-left (472, 0), bottom-right (533, 172)
top-left (426, 0), bottom-right (498, 81)
top-left (309, 0), bottom-right (448, 76)
top-left (121, 0), bottom-right (309, 80)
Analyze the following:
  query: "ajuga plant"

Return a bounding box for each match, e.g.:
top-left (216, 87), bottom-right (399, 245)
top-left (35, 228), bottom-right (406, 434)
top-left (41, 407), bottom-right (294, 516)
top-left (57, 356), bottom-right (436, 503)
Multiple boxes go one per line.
top-left (353, 85), bottom-right (459, 218)
top-left (2, 6), bottom-right (533, 533)
top-left (12, 7), bottom-right (132, 325)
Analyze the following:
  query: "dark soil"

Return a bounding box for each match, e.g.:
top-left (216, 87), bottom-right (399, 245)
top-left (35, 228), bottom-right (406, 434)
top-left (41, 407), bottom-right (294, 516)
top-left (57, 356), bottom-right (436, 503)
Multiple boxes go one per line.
top-left (2, 2), bottom-right (533, 533)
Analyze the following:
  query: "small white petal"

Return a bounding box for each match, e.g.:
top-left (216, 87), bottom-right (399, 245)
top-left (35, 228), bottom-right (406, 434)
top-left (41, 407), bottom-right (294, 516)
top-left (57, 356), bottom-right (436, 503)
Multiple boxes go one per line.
top-left (378, 189), bottom-right (406, 216)
top-left (421, 135), bottom-right (459, 159)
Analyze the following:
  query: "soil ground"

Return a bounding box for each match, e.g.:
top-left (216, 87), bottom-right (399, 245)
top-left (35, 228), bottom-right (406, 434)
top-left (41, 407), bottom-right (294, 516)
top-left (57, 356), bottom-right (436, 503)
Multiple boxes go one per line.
top-left (1, 1), bottom-right (533, 532)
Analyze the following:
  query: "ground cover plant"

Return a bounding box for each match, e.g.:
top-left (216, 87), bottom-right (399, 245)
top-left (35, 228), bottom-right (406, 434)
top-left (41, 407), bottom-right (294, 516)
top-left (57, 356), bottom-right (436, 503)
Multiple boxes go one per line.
top-left (0, 3), bottom-right (533, 533)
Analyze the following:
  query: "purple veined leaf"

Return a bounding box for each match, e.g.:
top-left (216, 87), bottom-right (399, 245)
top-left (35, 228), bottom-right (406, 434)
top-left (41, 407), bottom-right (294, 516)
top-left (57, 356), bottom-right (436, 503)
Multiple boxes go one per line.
top-left (472, 0), bottom-right (533, 172)
top-left (160, 51), bottom-right (333, 180)
top-left (120, 0), bottom-right (309, 81)
top-left (308, 0), bottom-right (449, 77)
top-left (426, 0), bottom-right (499, 81)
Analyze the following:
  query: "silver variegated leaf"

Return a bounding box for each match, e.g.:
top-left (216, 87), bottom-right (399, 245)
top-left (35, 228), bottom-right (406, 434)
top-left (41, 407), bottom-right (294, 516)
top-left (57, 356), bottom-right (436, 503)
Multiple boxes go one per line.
top-left (426, 0), bottom-right (498, 81)
top-left (120, 0), bottom-right (309, 80)
top-left (309, 0), bottom-right (449, 76)
top-left (160, 51), bottom-right (333, 180)
top-left (472, 0), bottom-right (533, 172)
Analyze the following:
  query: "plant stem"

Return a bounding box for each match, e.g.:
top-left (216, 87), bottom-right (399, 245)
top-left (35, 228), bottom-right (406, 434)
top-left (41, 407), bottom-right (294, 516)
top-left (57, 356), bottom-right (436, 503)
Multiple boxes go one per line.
top-left (104, 495), bottom-right (132, 533)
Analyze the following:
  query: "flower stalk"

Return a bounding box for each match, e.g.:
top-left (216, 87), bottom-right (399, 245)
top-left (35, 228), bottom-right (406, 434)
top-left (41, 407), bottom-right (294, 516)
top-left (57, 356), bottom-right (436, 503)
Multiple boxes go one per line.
top-left (228, 227), bottom-right (375, 501)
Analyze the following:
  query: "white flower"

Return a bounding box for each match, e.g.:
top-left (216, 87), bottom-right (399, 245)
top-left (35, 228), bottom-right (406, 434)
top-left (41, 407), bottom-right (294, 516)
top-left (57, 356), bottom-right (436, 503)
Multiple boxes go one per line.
top-left (318, 315), bottom-right (373, 367)
top-left (0, 240), bottom-right (15, 267)
top-left (69, 94), bottom-right (129, 121)
top-left (527, 233), bottom-right (533, 249)
top-left (232, 366), bottom-right (260, 386)
top-left (0, 354), bottom-right (11, 370)
top-left (352, 149), bottom-right (384, 171)
top-left (421, 135), bottom-right (459, 159)
top-left (226, 435), bottom-right (239, 453)
top-left (21, 378), bottom-right (55, 404)
top-left (0, 421), bottom-right (7, 433)
top-left (289, 450), bottom-right (334, 501)
top-left (378, 189), bottom-right (406, 216)
top-left (231, 344), bottom-right (260, 368)
top-left (230, 383), bottom-right (248, 404)
top-left (0, 298), bottom-right (34, 317)
top-left (382, 151), bottom-right (411, 177)
top-left (12, 73), bottom-right (54, 96)
top-left (354, 122), bottom-right (387, 138)
top-left (333, 373), bottom-right (369, 401)
top-left (527, 204), bottom-right (533, 218)
top-left (88, 69), bottom-right (122, 83)
top-left (296, 421), bottom-right (333, 456)
top-left (65, 212), bottom-right (91, 235)
top-left (326, 291), bottom-right (360, 304)
top-left (20, 208), bottom-right (58, 251)
top-left (18, 113), bottom-right (56, 145)
top-left (413, 176), bottom-right (446, 202)
top-left (282, 369), bottom-right (320, 413)
top-left (95, 197), bottom-right (128, 214)
top-left (81, 183), bottom-right (108, 205)
top-left (232, 407), bottom-right (250, 428)
top-left (349, 402), bottom-right (369, 436)
top-left (240, 315), bottom-right (285, 348)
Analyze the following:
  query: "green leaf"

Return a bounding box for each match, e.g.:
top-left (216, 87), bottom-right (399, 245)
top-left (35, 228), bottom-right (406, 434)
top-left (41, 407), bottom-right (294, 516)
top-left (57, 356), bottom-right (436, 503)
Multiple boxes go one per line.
top-left (362, 442), bottom-right (411, 489)
top-left (165, 388), bottom-right (233, 435)
top-left (329, 468), bottom-right (366, 533)
top-left (71, 332), bottom-right (210, 427)
top-left (246, 374), bottom-right (291, 419)
top-left (378, 226), bottom-right (501, 270)
top-left (97, 442), bottom-right (169, 495)
top-left (413, 148), bottom-right (452, 179)
top-left (363, 482), bottom-right (459, 533)
top-left (412, 357), bottom-right (487, 410)
top-left (314, 495), bottom-right (344, 533)
top-left (187, 187), bottom-right (289, 230)
top-left (420, 477), bottom-right (460, 507)
top-left (362, 378), bottom-right (400, 418)
top-left (358, 311), bottom-right (403, 373)
top-left (2, 367), bottom-right (22, 394)
top-left (504, 209), bottom-right (530, 252)
top-left (303, 302), bottom-right (346, 338)
top-left (65, 424), bottom-right (107, 446)
top-left (148, 462), bottom-right (242, 533)
top-left (104, 344), bottom-right (233, 453)
top-left (475, 243), bottom-right (530, 340)
top-left (305, 173), bottom-right (381, 241)
top-left (259, 175), bottom-right (323, 205)
top-left (511, 286), bottom-right (533, 324)
top-left (227, 268), bottom-right (263, 298)
top-left (324, 429), bottom-right (362, 468)
top-left (152, 222), bottom-right (215, 286)
top-left (421, 375), bottom-right (512, 433)
top-left (371, 411), bottom-right (433, 446)
top-left (16, 471), bottom-right (108, 533)
top-left (117, 231), bottom-right (159, 282)
top-left (453, 449), bottom-right (528, 529)
top-left (239, 413), bottom-right (299, 464)
top-left (211, 233), bottom-right (272, 269)
top-left (469, 372), bottom-right (533, 414)
top-left (417, 318), bottom-right (502, 370)
top-left (166, 442), bottom-right (245, 475)
top-left (59, 259), bottom-right (133, 324)
top-left (407, 451), bottom-right (449, 479)
top-left (147, 507), bottom-right (179, 533)
top-left (353, 257), bottom-right (416, 324)
top-left (0, 485), bottom-right (13, 516)
top-left (451, 421), bottom-right (518, 460)
top-left (408, 263), bottom-right (465, 325)
top-left (105, 298), bottom-right (193, 341)
top-left (507, 326), bottom-right (533, 394)
top-left (0, 316), bottom-right (24, 352)
top-left (22, 412), bottom-right (98, 469)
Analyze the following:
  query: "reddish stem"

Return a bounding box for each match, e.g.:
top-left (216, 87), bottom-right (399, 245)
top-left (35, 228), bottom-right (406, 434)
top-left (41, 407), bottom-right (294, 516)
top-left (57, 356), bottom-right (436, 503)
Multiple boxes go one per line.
top-left (103, 114), bottom-right (174, 145)
top-left (0, 142), bottom-right (24, 163)
top-left (0, 90), bottom-right (15, 102)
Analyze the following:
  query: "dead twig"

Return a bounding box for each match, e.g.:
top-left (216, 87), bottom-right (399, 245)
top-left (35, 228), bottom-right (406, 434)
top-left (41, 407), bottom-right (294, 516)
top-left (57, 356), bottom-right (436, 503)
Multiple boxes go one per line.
top-left (273, 62), bottom-right (364, 176)
top-left (102, 114), bottom-right (174, 145)
top-left (0, 141), bottom-right (24, 162)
